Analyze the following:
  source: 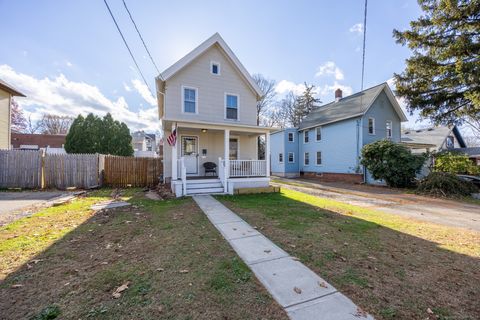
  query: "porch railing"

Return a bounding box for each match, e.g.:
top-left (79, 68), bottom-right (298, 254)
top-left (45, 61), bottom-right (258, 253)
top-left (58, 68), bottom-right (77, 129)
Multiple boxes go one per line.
top-left (218, 158), bottom-right (227, 193)
top-left (229, 160), bottom-right (267, 177)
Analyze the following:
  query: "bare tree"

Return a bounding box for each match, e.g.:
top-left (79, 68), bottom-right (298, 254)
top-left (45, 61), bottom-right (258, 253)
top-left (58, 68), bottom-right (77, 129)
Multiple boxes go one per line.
top-left (464, 135), bottom-right (480, 147)
top-left (26, 115), bottom-right (41, 134)
top-left (38, 114), bottom-right (74, 134)
top-left (465, 116), bottom-right (480, 139)
top-left (252, 74), bottom-right (277, 126)
top-left (10, 99), bottom-right (27, 133)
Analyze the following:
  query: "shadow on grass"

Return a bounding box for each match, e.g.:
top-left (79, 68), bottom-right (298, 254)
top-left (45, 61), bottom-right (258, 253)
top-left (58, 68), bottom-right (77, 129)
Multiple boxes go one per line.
top-left (217, 191), bottom-right (480, 320)
top-left (0, 190), bottom-right (287, 320)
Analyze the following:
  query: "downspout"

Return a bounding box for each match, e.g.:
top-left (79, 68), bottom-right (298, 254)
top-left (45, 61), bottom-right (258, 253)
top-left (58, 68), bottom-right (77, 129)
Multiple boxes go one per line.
top-left (356, 118), bottom-right (366, 184)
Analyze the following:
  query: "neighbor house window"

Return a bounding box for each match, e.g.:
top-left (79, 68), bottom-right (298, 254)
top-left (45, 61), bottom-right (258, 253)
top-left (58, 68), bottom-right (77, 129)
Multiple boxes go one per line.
top-left (304, 130), bottom-right (309, 143)
top-left (225, 94), bottom-right (238, 120)
top-left (386, 121), bottom-right (392, 138)
top-left (316, 151), bottom-right (322, 165)
top-left (446, 136), bottom-right (454, 148)
top-left (368, 117), bottom-right (375, 134)
top-left (304, 152), bottom-right (309, 165)
top-left (211, 61), bottom-right (220, 75)
top-left (288, 152), bottom-right (294, 163)
top-left (183, 87), bottom-right (197, 113)
top-left (288, 132), bottom-right (294, 142)
top-left (316, 127), bottom-right (322, 141)
top-left (279, 153), bottom-right (283, 163)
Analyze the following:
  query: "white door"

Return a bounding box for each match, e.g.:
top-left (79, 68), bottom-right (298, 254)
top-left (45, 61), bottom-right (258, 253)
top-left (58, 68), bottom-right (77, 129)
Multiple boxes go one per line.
top-left (181, 136), bottom-right (198, 174)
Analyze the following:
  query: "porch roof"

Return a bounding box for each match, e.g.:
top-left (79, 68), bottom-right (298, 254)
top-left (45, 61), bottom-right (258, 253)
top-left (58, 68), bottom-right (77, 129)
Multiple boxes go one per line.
top-left (163, 118), bottom-right (277, 134)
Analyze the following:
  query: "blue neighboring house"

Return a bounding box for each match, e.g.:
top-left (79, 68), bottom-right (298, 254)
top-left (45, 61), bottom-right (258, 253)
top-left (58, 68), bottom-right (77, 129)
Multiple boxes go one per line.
top-left (271, 83), bottom-right (408, 184)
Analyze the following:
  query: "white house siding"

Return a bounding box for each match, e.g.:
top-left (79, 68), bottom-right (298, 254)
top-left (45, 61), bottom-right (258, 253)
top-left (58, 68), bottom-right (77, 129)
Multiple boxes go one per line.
top-left (164, 46), bottom-right (257, 126)
top-left (0, 89), bottom-right (11, 150)
top-left (270, 131), bottom-right (285, 176)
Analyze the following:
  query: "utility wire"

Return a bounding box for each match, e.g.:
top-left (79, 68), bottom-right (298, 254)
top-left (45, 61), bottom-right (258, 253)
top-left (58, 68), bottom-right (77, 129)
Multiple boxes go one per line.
top-left (122, 0), bottom-right (163, 80)
top-left (103, 0), bottom-right (154, 93)
top-left (361, 0), bottom-right (368, 90)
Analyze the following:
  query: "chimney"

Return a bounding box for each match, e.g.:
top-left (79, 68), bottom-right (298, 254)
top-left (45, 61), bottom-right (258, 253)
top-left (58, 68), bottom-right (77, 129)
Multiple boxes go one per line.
top-left (335, 88), bottom-right (342, 102)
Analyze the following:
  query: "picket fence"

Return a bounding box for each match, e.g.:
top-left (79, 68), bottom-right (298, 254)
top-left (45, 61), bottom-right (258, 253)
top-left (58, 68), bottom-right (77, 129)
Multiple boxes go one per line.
top-left (0, 150), bottom-right (163, 190)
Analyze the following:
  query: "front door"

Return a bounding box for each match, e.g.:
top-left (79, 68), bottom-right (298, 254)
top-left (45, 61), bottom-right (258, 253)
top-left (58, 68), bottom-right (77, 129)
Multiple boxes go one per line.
top-left (181, 136), bottom-right (198, 174)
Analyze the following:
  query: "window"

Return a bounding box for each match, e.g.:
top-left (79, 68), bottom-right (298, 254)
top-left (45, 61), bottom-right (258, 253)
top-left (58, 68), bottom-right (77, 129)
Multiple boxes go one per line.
top-left (288, 152), bottom-right (294, 163)
top-left (279, 153), bottom-right (283, 163)
top-left (225, 94), bottom-right (238, 120)
top-left (183, 87), bottom-right (197, 113)
top-left (446, 136), bottom-right (454, 148)
top-left (316, 151), bottom-right (322, 165)
top-left (304, 152), bottom-right (309, 165)
top-left (229, 138), bottom-right (238, 160)
top-left (304, 130), bottom-right (309, 143)
top-left (386, 121), bottom-right (392, 138)
top-left (211, 61), bottom-right (220, 75)
top-left (368, 118), bottom-right (375, 135)
top-left (316, 127), bottom-right (322, 141)
top-left (288, 132), bottom-right (294, 142)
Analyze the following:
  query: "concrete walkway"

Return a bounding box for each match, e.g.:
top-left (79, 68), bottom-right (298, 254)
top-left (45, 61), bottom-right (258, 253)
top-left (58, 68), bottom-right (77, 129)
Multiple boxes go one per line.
top-left (193, 195), bottom-right (373, 320)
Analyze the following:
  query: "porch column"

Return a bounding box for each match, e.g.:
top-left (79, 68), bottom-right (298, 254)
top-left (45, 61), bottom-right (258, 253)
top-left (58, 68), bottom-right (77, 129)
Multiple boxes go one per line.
top-left (265, 131), bottom-right (270, 177)
top-left (224, 129), bottom-right (230, 179)
top-left (171, 123), bottom-right (178, 180)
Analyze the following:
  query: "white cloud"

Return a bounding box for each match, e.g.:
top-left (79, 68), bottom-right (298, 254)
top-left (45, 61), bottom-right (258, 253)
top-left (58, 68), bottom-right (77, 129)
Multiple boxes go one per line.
top-left (318, 81), bottom-right (353, 99)
top-left (275, 80), bottom-right (308, 96)
top-left (131, 79), bottom-right (156, 106)
top-left (0, 64), bottom-right (159, 131)
top-left (315, 61), bottom-right (344, 80)
top-left (123, 82), bottom-right (132, 92)
top-left (349, 23), bottom-right (364, 34)
top-left (66, 61), bottom-right (73, 67)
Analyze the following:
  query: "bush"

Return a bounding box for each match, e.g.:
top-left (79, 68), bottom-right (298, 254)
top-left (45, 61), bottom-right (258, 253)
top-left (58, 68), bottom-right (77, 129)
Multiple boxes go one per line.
top-left (434, 151), bottom-right (479, 175)
top-left (416, 172), bottom-right (478, 198)
top-left (361, 140), bottom-right (426, 188)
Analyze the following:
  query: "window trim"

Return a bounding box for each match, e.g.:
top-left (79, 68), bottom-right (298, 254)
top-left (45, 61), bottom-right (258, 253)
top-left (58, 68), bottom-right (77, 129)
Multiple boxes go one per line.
top-left (315, 127), bottom-right (322, 142)
top-left (316, 151), bottom-right (322, 166)
top-left (224, 92), bottom-right (240, 121)
top-left (304, 130), bottom-right (309, 144)
top-left (385, 120), bottom-right (392, 139)
top-left (210, 61), bottom-right (221, 75)
top-left (288, 132), bottom-right (294, 142)
top-left (278, 153), bottom-right (283, 163)
top-left (368, 117), bottom-right (375, 135)
top-left (304, 152), bottom-right (310, 166)
top-left (288, 152), bottom-right (295, 163)
top-left (181, 85), bottom-right (198, 114)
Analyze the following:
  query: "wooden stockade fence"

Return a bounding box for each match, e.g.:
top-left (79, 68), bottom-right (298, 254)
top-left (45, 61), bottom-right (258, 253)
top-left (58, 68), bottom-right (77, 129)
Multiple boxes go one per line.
top-left (103, 155), bottom-right (163, 187)
top-left (0, 150), bottom-right (163, 190)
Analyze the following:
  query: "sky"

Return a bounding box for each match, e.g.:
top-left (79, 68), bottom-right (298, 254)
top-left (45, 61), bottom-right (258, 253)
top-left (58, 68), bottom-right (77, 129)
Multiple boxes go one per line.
top-left (0, 0), bottom-right (429, 133)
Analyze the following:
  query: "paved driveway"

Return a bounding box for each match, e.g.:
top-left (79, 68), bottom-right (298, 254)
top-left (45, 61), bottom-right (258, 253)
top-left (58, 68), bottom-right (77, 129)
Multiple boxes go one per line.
top-left (273, 178), bottom-right (480, 232)
top-left (0, 191), bottom-right (65, 225)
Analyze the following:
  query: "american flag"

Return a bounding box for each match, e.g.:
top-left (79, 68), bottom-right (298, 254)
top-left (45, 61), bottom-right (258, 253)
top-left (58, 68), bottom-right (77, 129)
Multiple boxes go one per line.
top-left (167, 126), bottom-right (177, 146)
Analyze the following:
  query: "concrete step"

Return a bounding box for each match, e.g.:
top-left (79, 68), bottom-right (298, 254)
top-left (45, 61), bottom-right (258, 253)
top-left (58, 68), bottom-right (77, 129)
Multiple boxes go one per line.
top-left (187, 187), bottom-right (225, 195)
top-left (187, 182), bottom-right (223, 189)
top-left (187, 179), bottom-right (221, 184)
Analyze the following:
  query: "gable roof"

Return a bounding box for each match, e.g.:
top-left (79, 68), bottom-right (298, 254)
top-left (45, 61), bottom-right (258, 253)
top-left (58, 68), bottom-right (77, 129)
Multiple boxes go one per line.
top-left (298, 83), bottom-right (407, 130)
top-left (158, 33), bottom-right (263, 99)
top-left (452, 147), bottom-right (480, 157)
top-left (0, 79), bottom-right (26, 97)
top-left (401, 125), bottom-right (466, 149)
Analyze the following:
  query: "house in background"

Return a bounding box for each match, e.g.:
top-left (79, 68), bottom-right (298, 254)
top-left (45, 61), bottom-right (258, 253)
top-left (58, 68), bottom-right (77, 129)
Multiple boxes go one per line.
top-left (401, 126), bottom-right (466, 153)
top-left (11, 133), bottom-right (67, 154)
top-left (156, 33), bottom-right (274, 197)
top-left (131, 131), bottom-right (158, 157)
top-left (271, 83), bottom-right (408, 184)
top-left (0, 79), bottom-right (25, 150)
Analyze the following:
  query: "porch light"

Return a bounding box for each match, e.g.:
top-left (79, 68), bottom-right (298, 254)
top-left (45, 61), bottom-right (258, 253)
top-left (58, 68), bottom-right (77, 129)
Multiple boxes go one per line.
top-left (201, 129), bottom-right (208, 133)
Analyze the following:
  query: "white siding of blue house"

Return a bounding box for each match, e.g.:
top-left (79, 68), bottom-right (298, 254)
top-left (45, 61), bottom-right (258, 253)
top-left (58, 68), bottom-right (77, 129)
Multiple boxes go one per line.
top-left (270, 131), bottom-right (285, 175)
top-left (299, 118), bottom-right (361, 174)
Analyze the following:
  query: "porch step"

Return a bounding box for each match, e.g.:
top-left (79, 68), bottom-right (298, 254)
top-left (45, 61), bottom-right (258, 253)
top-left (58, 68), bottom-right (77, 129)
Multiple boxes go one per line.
top-left (186, 179), bottom-right (224, 195)
top-left (187, 182), bottom-right (223, 189)
top-left (187, 187), bottom-right (225, 195)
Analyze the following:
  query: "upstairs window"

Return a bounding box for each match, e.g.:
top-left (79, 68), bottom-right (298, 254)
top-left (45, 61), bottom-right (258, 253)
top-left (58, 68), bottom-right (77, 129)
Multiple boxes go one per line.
top-left (225, 94), bottom-right (239, 120)
top-left (304, 152), bottom-right (310, 165)
top-left (288, 132), bottom-right (294, 142)
top-left (368, 117), bottom-right (375, 135)
top-left (304, 130), bottom-right (309, 143)
top-left (183, 87), bottom-right (197, 113)
top-left (446, 136), bottom-right (454, 148)
top-left (211, 61), bottom-right (220, 75)
top-left (316, 127), bottom-right (322, 141)
top-left (386, 121), bottom-right (392, 138)
top-left (279, 153), bottom-right (283, 163)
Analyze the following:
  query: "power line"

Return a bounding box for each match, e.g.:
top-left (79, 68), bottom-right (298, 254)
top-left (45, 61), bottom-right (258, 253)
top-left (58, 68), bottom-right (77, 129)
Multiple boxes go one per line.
top-left (361, 0), bottom-right (368, 90)
top-left (102, 0), bottom-right (154, 93)
top-left (122, 0), bottom-right (162, 80)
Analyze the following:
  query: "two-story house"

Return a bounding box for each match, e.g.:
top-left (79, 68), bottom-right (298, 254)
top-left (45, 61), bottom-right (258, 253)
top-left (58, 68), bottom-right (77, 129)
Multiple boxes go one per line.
top-left (271, 83), bottom-right (408, 184)
top-left (156, 33), bottom-right (274, 196)
top-left (131, 131), bottom-right (157, 157)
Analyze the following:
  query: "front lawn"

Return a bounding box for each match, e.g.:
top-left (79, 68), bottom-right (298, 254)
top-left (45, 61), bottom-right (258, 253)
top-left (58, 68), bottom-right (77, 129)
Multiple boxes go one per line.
top-left (218, 189), bottom-right (480, 320)
top-left (0, 189), bottom-right (286, 319)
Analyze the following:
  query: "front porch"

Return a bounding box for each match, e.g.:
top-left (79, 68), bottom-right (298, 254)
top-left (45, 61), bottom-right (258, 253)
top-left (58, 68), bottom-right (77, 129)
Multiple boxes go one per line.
top-left (164, 120), bottom-right (272, 197)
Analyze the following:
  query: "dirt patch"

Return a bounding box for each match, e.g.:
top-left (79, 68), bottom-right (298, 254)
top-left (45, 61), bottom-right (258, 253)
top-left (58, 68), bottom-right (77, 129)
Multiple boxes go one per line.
top-left (0, 192), bottom-right (286, 319)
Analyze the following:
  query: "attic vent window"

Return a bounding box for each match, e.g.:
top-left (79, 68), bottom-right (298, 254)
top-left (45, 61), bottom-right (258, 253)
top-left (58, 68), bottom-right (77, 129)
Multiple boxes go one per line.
top-left (211, 61), bottom-right (220, 75)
